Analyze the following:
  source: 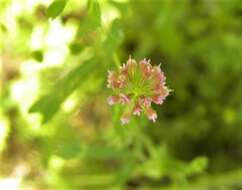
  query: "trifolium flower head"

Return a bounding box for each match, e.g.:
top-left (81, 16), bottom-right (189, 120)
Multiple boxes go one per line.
top-left (107, 56), bottom-right (171, 125)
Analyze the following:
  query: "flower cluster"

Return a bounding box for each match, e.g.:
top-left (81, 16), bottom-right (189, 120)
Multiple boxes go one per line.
top-left (107, 57), bottom-right (170, 124)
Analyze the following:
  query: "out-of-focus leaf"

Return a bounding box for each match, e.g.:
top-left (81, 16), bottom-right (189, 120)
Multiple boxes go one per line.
top-left (78, 0), bottom-right (101, 35)
top-left (31, 50), bottom-right (43, 62)
top-left (57, 141), bottom-right (81, 159)
top-left (87, 0), bottom-right (101, 28)
top-left (0, 114), bottom-right (10, 153)
top-left (186, 156), bottom-right (208, 175)
top-left (141, 145), bottom-right (172, 179)
top-left (47, 0), bottom-right (67, 19)
top-left (0, 23), bottom-right (7, 32)
top-left (113, 159), bottom-right (134, 187)
top-left (79, 145), bottom-right (130, 160)
top-left (69, 42), bottom-right (84, 54)
top-left (29, 58), bottom-right (96, 123)
top-left (103, 19), bottom-right (124, 54)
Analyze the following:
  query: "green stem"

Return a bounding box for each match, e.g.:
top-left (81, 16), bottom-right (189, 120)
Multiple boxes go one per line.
top-left (113, 53), bottom-right (121, 69)
top-left (133, 118), bottom-right (156, 157)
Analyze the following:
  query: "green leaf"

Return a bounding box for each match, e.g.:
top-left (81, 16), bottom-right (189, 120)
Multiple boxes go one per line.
top-left (69, 42), bottom-right (84, 54)
top-left (29, 58), bottom-right (96, 123)
top-left (47, 0), bottom-right (67, 19)
top-left (31, 50), bottom-right (43, 62)
top-left (79, 145), bottom-right (130, 160)
top-left (186, 156), bottom-right (208, 175)
top-left (113, 160), bottom-right (134, 187)
top-left (87, 0), bottom-right (101, 28)
top-left (103, 19), bottom-right (124, 54)
top-left (78, 0), bottom-right (101, 35)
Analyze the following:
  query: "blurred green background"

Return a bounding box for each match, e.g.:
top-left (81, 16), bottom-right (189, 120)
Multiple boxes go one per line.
top-left (1, 0), bottom-right (242, 189)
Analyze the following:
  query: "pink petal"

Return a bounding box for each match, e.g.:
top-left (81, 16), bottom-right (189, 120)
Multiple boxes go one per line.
top-left (107, 95), bottom-right (120, 105)
top-left (145, 106), bottom-right (157, 122)
top-left (139, 97), bottom-right (151, 107)
top-left (107, 70), bottom-right (127, 89)
top-left (151, 95), bottom-right (164, 105)
top-left (133, 105), bottom-right (142, 116)
top-left (107, 71), bottom-right (118, 88)
top-left (121, 113), bottom-right (130, 125)
top-left (139, 59), bottom-right (152, 78)
top-left (119, 93), bottom-right (130, 104)
top-left (120, 63), bottom-right (128, 75)
top-left (127, 57), bottom-right (137, 75)
top-left (118, 74), bottom-right (127, 88)
top-left (152, 66), bottom-right (166, 83)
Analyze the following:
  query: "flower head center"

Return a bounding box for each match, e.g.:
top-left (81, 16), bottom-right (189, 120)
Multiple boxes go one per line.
top-left (107, 57), bottom-right (170, 124)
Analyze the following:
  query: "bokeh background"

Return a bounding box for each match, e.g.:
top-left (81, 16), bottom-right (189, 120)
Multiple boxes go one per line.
top-left (1, 0), bottom-right (242, 189)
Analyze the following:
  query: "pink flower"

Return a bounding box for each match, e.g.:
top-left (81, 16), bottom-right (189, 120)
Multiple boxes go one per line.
top-left (107, 57), bottom-right (170, 124)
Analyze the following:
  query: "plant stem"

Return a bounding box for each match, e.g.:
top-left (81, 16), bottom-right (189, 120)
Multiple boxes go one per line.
top-left (113, 53), bottom-right (121, 69)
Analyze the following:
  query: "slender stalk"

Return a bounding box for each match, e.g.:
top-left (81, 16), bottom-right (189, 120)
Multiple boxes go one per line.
top-left (133, 118), bottom-right (156, 157)
top-left (113, 53), bottom-right (121, 69)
